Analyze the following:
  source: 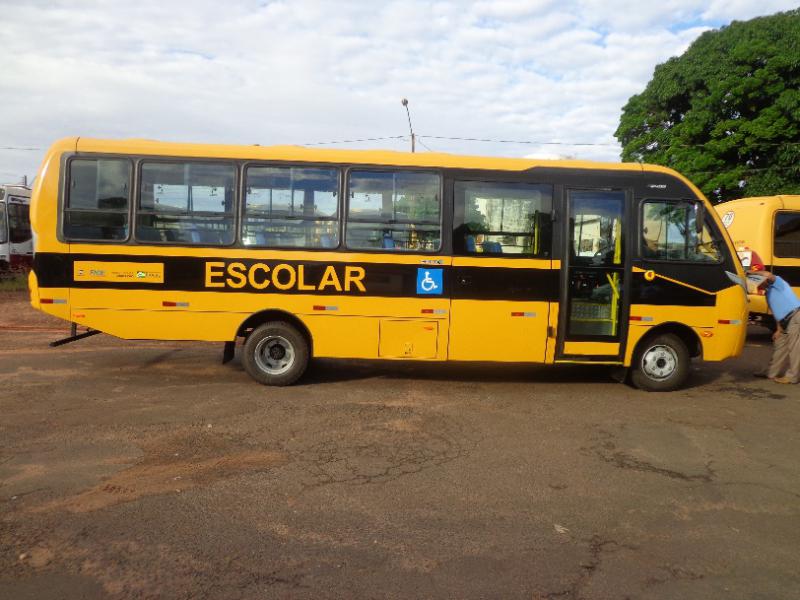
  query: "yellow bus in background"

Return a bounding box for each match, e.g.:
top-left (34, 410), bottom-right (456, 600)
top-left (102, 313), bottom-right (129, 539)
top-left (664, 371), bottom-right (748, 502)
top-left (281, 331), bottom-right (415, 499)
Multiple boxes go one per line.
top-left (29, 138), bottom-right (747, 391)
top-left (716, 195), bottom-right (800, 330)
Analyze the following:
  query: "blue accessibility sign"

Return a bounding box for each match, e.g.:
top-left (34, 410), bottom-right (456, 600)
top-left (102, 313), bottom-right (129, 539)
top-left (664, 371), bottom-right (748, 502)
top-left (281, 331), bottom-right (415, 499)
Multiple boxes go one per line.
top-left (416, 268), bottom-right (443, 295)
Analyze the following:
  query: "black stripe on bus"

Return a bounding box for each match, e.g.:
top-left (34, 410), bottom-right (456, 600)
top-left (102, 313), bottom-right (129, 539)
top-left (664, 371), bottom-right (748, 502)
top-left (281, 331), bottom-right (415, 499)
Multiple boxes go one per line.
top-left (33, 253), bottom-right (560, 301)
top-left (629, 271), bottom-right (717, 306)
top-left (34, 253), bottom-right (731, 306)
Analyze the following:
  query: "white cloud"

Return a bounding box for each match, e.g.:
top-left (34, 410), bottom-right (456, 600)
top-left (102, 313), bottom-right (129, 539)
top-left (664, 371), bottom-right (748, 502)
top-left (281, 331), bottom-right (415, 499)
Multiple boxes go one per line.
top-left (0, 0), bottom-right (796, 180)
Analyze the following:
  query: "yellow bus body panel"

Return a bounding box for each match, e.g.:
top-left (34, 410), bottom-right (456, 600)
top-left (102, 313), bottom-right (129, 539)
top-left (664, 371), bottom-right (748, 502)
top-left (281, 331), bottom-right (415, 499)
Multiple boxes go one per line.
top-left (561, 341), bottom-right (619, 356)
top-left (448, 300), bottom-right (550, 362)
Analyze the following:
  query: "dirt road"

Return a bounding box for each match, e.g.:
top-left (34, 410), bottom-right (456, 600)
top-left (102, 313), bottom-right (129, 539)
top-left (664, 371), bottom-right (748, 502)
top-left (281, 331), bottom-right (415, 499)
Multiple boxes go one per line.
top-left (1, 290), bottom-right (799, 599)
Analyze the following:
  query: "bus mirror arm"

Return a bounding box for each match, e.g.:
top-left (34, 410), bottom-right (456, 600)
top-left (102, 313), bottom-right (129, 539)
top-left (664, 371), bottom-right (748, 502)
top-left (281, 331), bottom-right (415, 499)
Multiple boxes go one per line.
top-left (695, 202), bottom-right (705, 234)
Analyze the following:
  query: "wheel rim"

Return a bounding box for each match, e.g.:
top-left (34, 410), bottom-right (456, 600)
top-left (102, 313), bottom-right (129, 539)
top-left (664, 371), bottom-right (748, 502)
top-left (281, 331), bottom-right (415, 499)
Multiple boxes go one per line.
top-left (641, 344), bottom-right (678, 381)
top-left (253, 335), bottom-right (295, 375)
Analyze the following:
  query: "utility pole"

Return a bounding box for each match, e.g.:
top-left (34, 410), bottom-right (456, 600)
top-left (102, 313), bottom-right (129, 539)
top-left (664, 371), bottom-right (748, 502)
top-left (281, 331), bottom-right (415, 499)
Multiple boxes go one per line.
top-left (401, 98), bottom-right (415, 153)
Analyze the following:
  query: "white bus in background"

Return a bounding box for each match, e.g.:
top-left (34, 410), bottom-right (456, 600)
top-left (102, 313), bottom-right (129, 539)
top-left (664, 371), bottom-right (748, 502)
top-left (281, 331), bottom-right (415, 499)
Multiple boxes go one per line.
top-left (0, 183), bottom-right (33, 273)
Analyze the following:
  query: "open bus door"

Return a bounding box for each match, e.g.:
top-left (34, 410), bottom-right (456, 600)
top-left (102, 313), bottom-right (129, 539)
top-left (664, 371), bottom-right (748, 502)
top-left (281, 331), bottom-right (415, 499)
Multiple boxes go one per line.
top-left (557, 188), bottom-right (630, 362)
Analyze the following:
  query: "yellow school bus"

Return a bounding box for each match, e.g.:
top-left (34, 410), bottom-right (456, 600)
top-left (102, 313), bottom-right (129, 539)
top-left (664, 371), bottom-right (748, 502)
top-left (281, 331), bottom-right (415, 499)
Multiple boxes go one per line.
top-left (716, 195), bottom-right (800, 329)
top-left (29, 138), bottom-right (747, 391)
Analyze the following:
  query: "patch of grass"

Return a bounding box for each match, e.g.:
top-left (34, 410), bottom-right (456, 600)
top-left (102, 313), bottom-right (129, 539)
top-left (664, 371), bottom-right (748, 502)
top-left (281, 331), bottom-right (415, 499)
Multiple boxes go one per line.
top-left (0, 273), bottom-right (28, 291)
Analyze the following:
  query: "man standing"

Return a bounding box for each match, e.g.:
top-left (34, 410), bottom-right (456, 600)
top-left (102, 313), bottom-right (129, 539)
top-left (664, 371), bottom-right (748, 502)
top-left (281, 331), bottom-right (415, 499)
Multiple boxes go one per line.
top-left (753, 271), bottom-right (800, 384)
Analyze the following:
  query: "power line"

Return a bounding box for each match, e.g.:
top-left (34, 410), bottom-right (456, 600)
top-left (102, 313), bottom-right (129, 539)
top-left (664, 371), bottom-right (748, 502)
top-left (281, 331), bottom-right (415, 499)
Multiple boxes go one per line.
top-left (419, 134), bottom-right (617, 147)
top-left (0, 146), bottom-right (43, 151)
top-left (301, 135), bottom-right (406, 146)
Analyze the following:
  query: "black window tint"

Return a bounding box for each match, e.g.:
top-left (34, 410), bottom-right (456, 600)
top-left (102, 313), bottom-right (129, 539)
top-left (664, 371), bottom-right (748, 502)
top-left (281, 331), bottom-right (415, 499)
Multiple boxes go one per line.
top-left (774, 212), bottom-right (800, 258)
top-left (137, 162), bottom-right (235, 245)
top-left (7, 202), bottom-right (31, 244)
top-left (641, 200), bottom-right (721, 262)
top-left (65, 158), bottom-right (131, 240)
top-left (346, 170), bottom-right (440, 252)
top-left (242, 166), bottom-right (339, 248)
top-left (453, 181), bottom-right (552, 256)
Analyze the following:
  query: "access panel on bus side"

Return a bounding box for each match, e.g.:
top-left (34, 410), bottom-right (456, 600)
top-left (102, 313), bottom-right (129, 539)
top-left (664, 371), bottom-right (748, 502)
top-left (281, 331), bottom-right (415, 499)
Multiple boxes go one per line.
top-left (447, 178), bottom-right (556, 363)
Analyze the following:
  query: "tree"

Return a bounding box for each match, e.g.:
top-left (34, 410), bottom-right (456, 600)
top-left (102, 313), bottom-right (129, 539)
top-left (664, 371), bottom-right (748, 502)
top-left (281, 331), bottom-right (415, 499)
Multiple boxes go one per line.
top-left (615, 9), bottom-right (800, 203)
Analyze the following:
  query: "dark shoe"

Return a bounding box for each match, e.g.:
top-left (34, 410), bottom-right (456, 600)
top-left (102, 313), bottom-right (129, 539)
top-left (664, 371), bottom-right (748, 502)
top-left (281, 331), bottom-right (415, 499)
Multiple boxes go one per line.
top-left (753, 370), bottom-right (769, 378)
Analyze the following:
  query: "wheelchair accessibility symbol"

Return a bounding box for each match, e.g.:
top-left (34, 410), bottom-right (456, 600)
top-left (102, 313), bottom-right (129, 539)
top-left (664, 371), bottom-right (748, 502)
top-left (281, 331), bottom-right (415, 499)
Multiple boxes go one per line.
top-left (417, 268), bottom-right (443, 295)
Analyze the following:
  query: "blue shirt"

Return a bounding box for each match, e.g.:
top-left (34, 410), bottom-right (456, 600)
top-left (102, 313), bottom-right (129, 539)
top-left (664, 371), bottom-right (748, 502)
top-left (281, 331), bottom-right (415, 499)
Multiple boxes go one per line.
top-left (765, 276), bottom-right (800, 322)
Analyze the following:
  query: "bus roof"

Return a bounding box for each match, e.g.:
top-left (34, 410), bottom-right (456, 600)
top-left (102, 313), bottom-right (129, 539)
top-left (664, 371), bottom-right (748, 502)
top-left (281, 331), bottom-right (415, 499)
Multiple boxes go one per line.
top-left (59, 136), bottom-right (668, 175)
top-left (717, 195), bottom-right (800, 211)
top-left (0, 184), bottom-right (31, 201)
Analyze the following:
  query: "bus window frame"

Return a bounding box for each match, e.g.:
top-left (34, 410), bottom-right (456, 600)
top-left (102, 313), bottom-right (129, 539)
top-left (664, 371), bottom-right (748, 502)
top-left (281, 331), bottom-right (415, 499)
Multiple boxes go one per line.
top-left (59, 153), bottom-right (135, 245)
top-left (343, 166), bottom-right (445, 254)
top-left (772, 210), bottom-right (800, 259)
top-left (133, 157), bottom-right (240, 248)
top-left (240, 161), bottom-right (344, 251)
top-left (638, 197), bottom-right (724, 265)
top-left (451, 177), bottom-right (555, 259)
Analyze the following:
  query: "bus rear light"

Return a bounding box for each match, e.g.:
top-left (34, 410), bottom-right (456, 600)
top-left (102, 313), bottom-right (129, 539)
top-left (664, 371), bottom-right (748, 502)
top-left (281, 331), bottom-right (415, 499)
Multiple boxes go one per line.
top-left (40, 298), bottom-right (67, 305)
top-left (421, 309), bottom-right (447, 315)
top-left (313, 305), bottom-right (338, 311)
top-left (510, 312), bottom-right (536, 317)
top-left (162, 301), bottom-right (189, 308)
top-left (630, 315), bottom-right (654, 322)
top-left (717, 319), bottom-right (741, 325)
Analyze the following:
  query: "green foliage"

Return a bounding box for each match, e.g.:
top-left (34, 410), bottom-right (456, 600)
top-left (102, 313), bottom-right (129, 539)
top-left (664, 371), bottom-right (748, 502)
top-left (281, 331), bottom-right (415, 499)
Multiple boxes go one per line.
top-left (0, 273), bottom-right (28, 291)
top-left (615, 9), bottom-right (800, 203)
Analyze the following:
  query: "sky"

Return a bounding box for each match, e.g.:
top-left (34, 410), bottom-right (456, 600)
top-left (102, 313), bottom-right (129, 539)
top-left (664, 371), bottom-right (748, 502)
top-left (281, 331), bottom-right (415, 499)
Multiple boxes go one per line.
top-left (0, 0), bottom-right (797, 182)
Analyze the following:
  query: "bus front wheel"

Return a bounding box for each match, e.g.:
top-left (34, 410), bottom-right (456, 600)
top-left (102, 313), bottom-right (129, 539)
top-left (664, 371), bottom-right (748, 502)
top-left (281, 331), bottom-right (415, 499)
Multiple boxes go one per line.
top-left (242, 321), bottom-right (309, 386)
top-left (631, 333), bottom-right (689, 392)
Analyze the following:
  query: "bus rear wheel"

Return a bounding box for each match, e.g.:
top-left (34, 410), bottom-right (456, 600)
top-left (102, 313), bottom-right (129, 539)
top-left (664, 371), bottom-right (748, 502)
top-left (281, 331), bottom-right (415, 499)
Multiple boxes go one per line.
top-left (242, 321), bottom-right (309, 386)
top-left (631, 333), bottom-right (689, 392)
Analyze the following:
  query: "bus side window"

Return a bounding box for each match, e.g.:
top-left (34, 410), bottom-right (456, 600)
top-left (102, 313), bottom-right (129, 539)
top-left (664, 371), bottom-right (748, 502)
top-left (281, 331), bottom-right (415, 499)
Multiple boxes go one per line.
top-left (136, 162), bottom-right (236, 246)
top-left (242, 166), bottom-right (339, 249)
top-left (64, 158), bottom-right (131, 241)
top-left (453, 181), bottom-right (553, 257)
top-left (346, 170), bottom-right (441, 252)
top-left (641, 200), bottom-right (721, 262)
top-left (774, 211), bottom-right (800, 258)
top-left (7, 203), bottom-right (31, 244)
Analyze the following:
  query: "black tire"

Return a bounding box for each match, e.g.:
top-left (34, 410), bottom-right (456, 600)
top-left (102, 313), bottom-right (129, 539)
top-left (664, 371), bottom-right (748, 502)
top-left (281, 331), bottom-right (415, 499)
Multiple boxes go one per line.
top-left (630, 333), bottom-right (690, 392)
top-left (241, 321), bottom-right (309, 386)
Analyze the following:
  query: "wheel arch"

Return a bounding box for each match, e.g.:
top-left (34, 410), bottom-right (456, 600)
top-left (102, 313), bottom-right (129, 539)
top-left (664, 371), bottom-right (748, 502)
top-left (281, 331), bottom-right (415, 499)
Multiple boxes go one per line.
top-left (236, 309), bottom-right (313, 355)
top-left (633, 322), bottom-right (702, 360)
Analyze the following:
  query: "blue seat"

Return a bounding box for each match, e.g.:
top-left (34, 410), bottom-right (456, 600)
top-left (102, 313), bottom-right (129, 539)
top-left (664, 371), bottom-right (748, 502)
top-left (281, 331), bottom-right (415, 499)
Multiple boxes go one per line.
top-left (483, 241), bottom-right (502, 254)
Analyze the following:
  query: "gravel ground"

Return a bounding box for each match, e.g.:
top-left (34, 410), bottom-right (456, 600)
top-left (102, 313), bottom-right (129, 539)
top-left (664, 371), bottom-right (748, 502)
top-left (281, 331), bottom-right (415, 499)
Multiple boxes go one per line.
top-left (1, 290), bottom-right (799, 599)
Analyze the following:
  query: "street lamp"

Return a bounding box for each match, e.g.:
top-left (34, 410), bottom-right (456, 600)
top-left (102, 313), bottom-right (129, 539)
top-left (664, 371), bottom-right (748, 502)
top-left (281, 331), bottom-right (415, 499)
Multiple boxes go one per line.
top-left (401, 98), bottom-right (416, 153)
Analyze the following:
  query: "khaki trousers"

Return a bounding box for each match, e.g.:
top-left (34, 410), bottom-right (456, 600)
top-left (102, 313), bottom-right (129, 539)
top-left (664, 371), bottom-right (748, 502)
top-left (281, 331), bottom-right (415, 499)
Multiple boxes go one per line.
top-left (767, 310), bottom-right (800, 383)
